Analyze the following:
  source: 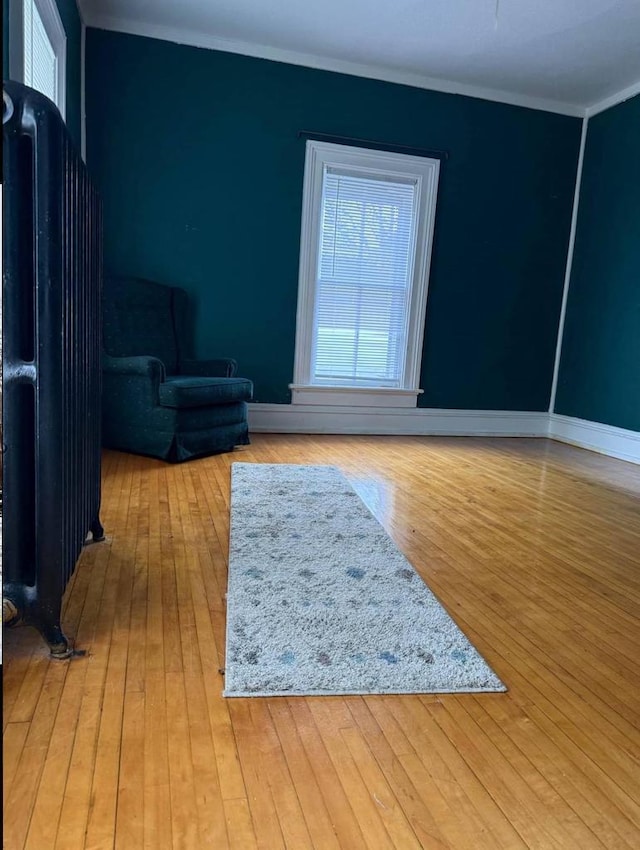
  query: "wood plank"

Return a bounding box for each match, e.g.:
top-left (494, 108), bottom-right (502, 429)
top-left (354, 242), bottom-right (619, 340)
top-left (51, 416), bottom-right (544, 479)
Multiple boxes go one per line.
top-left (114, 690), bottom-right (145, 850)
top-left (7, 651), bottom-right (52, 724)
top-left (165, 671), bottom-right (202, 850)
top-left (24, 676), bottom-right (85, 850)
top-left (3, 661), bottom-right (69, 850)
top-left (428, 697), bottom-right (603, 849)
top-left (267, 699), bottom-right (342, 850)
top-left (223, 798), bottom-right (259, 850)
top-left (339, 724), bottom-right (428, 849)
top-left (307, 698), bottom-right (399, 850)
top-left (388, 696), bottom-right (528, 849)
top-left (143, 784), bottom-right (172, 850)
top-left (349, 697), bottom-right (478, 850)
top-left (467, 696), bottom-right (637, 850)
top-left (227, 700), bottom-right (286, 850)
top-left (2, 635), bottom-right (37, 731)
top-left (83, 495), bottom-right (134, 850)
top-left (3, 722), bottom-right (31, 805)
top-left (182, 672), bottom-right (230, 848)
top-left (286, 699), bottom-right (369, 850)
top-left (54, 688), bottom-right (102, 850)
top-left (143, 662), bottom-right (172, 849)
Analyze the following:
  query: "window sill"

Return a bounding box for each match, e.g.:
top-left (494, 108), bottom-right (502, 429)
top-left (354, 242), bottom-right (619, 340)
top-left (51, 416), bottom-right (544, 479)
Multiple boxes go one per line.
top-left (289, 385), bottom-right (423, 408)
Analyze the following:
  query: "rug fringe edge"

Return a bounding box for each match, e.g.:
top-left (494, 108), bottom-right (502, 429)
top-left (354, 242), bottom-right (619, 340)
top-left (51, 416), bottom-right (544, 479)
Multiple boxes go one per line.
top-left (222, 685), bottom-right (508, 698)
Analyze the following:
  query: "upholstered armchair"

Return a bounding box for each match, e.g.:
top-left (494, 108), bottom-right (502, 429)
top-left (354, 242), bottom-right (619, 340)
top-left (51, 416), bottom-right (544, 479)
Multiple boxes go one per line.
top-left (102, 277), bottom-right (253, 462)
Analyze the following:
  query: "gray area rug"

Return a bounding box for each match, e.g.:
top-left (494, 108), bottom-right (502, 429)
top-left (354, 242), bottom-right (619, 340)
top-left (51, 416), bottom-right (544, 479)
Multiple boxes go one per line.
top-left (224, 463), bottom-right (506, 697)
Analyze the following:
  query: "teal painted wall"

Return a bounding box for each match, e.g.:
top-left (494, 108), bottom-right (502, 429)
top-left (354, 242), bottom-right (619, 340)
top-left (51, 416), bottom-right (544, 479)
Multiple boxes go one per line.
top-left (86, 28), bottom-right (581, 408)
top-left (3, 0), bottom-right (82, 149)
top-left (555, 95), bottom-right (640, 432)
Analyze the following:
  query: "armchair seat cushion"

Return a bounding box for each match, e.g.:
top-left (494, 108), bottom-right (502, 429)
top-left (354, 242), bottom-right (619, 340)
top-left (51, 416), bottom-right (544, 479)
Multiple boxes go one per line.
top-left (159, 376), bottom-right (253, 409)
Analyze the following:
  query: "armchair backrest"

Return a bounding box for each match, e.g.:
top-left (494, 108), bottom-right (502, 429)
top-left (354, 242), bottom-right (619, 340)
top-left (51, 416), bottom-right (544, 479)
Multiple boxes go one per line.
top-left (103, 277), bottom-right (189, 373)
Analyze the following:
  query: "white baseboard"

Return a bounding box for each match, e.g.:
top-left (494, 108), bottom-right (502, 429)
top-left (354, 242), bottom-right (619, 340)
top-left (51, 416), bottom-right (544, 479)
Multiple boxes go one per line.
top-left (549, 414), bottom-right (640, 465)
top-left (248, 403), bottom-right (549, 437)
top-left (247, 404), bottom-right (640, 465)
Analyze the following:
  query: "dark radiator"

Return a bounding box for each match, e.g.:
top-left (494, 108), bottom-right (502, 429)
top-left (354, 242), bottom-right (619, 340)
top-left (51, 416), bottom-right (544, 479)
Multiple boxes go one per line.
top-left (2, 81), bottom-right (104, 658)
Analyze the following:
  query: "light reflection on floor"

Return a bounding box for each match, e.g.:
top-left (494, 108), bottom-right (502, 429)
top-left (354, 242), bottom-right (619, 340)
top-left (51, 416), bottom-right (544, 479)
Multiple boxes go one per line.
top-left (347, 475), bottom-right (396, 524)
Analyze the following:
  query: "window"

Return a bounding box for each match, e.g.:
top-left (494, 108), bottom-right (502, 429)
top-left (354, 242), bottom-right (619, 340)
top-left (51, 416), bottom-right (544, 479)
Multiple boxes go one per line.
top-left (291, 141), bottom-right (440, 407)
top-left (10, 0), bottom-right (66, 118)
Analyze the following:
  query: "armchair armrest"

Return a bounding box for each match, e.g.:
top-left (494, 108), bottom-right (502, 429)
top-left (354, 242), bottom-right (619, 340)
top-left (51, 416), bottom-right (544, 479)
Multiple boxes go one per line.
top-left (102, 355), bottom-right (166, 408)
top-left (103, 354), bottom-right (166, 381)
top-left (179, 357), bottom-right (237, 378)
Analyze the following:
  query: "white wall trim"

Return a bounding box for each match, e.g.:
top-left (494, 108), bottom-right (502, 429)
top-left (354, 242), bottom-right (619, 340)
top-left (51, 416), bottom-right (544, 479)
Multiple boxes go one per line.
top-left (292, 141), bottom-right (321, 389)
top-left (549, 414), bottom-right (640, 465)
top-left (549, 116), bottom-right (588, 413)
top-left (248, 404), bottom-right (549, 437)
top-left (81, 13), bottom-right (585, 117)
top-left (586, 77), bottom-right (640, 118)
top-left (248, 405), bottom-right (640, 465)
top-left (289, 386), bottom-right (422, 408)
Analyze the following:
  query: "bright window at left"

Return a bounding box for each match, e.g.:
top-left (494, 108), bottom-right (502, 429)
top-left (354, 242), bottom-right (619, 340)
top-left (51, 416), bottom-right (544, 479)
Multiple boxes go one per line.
top-left (19, 0), bottom-right (66, 117)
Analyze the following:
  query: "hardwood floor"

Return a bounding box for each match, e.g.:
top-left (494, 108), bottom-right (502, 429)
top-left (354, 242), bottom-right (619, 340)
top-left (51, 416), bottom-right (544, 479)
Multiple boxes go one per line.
top-left (3, 434), bottom-right (640, 849)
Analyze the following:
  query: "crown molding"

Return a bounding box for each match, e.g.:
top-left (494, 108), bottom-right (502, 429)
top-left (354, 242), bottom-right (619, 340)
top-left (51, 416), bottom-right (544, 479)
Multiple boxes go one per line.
top-left (585, 77), bottom-right (640, 118)
top-left (81, 12), bottom-right (585, 117)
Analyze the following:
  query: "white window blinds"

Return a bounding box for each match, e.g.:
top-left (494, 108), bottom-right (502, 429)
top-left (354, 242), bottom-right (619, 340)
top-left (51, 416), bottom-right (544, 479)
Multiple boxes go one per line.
top-left (23, 0), bottom-right (58, 106)
top-left (311, 168), bottom-right (418, 387)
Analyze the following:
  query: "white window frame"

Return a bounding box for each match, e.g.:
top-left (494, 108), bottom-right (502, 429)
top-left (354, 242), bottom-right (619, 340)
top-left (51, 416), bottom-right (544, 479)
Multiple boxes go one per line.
top-left (290, 141), bottom-right (440, 408)
top-left (9, 0), bottom-right (67, 120)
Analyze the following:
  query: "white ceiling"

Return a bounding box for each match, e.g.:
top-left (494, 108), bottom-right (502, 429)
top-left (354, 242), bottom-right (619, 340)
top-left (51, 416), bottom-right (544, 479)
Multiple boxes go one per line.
top-left (80, 0), bottom-right (640, 114)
